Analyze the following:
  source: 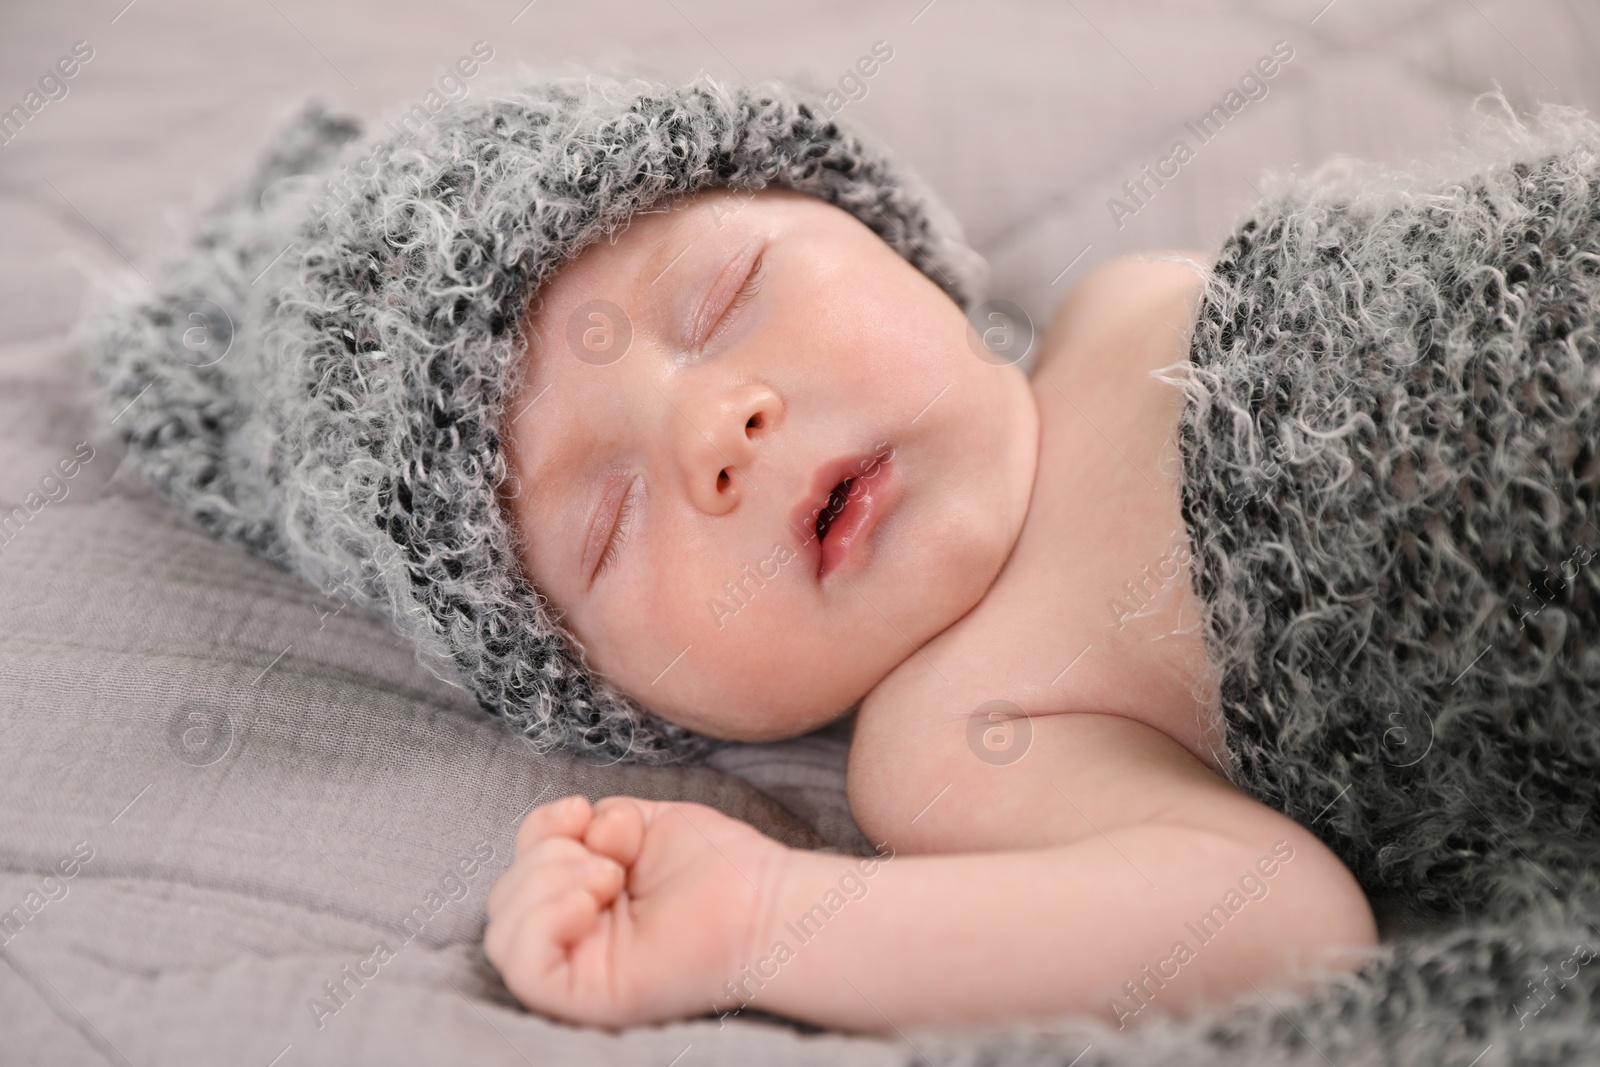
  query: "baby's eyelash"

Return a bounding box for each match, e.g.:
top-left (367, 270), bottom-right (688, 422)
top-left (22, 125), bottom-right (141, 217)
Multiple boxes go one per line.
top-left (729, 255), bottom-right (765, 313)
top-left (597, 484), bottom-right (639, 576)
top-left (710, 254), bottom-right (765, 340)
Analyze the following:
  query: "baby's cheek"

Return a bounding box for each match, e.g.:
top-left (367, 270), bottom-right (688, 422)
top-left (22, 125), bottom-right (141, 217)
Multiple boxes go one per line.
top-left (627, 543), bottom-right (846, 720)
top-left (603, 560), bottom-right (725, 674)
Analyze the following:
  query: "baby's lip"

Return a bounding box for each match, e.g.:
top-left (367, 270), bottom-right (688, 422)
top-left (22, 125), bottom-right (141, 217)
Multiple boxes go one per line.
top-left (786, 444), bottom-right (896, 578)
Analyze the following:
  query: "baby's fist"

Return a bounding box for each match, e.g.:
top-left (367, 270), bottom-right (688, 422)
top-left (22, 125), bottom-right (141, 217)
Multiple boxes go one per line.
top-left (485, 794), bottom-right (788, 1028)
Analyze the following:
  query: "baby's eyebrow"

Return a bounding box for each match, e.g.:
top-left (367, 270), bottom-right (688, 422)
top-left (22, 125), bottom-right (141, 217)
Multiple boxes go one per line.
top-left (635, 210), bottom-right (737, 353)
top-left (507, 388), bottom-right (580, 514)
top-left (645, 241), bottom-right (693, 286)
top-left (638, 217), bottom-right (695, 292)
top-left (516, 417), bottom-right (602, 584)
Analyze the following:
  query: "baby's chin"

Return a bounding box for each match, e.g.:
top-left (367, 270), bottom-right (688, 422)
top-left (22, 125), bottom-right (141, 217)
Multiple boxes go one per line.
top-left (677, 524), bottom-right (1015, 742)
top-left (628, 589), bottom-right (969, 745)
top-left (664, 699), bottom-right (855, 746)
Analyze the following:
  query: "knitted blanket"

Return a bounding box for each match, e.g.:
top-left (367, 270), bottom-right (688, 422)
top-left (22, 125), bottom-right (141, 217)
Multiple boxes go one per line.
top-left (920, 98), bottom-right (1600, 1067)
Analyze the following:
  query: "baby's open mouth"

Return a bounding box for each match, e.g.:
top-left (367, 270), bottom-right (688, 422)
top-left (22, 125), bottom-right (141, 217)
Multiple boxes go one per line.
top-left (788, 447), bottom-right (897, 580)
top-left (815, 479), bottom-right (854, 542)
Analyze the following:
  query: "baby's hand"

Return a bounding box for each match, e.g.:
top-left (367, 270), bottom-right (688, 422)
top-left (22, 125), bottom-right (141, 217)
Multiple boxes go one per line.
top-left (484, 794), bottom-right (788, 1028)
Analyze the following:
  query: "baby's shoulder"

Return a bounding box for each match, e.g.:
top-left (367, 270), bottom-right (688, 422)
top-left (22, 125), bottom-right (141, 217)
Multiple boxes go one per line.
top-left (1035, 250), bottom-right (1212, 374)
top-left (1068, 249), bottom-right (1214, 300)
top-left (846, 695), bottom-right (1249, 858)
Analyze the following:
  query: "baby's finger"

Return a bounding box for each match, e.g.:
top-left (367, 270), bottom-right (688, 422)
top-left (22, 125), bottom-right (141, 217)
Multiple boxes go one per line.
top-left (486, 858), bottom-right (541, 921)
top-left (489, 840), bottom-right (586, 917)
top-left (487, 886), bottom-right (602, 992)
top-left (488, 847), bottom-right (624, 921)
top-left (583, 796), bottom-right (647, 869)
top-left (515, 794), bottom-right (592, 858)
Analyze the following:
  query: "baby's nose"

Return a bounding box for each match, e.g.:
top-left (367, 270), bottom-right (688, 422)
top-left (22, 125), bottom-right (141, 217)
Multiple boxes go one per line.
top-left (672, 382), bottom-right (784, 515)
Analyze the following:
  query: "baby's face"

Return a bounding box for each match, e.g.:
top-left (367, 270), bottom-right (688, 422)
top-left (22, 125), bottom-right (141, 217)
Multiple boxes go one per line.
top-left (501, 187), bottom-right (1037, 744)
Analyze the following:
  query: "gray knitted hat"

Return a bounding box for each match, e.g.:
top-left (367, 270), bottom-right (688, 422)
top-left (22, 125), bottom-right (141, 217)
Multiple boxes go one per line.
top-left (84, 71), bottom-right (988, 766)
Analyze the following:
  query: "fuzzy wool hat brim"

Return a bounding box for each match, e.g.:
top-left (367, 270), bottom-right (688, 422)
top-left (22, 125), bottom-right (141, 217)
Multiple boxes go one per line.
top-left (82, 70), bottom-right (989, 765)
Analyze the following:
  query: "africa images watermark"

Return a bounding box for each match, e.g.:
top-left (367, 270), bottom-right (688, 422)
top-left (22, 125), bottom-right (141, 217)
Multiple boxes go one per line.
top-left (962, 528), bottom-right (1197, 768)
top-left (710, 841), bottom-right (898, 1026)
top-left (305, 40), bottom-right (495, 222)
top-left (706, 443), bottom-right (895, 630)
top-left (967, 698), bottom-right (1032, 766)
top-left (0, 442), bottom-right (97, 554)
top-left (1514, 941), bottom-right (1596, 1029)
top-left (814, 39), bottom-right (894, 118)
top-left (1509, 530), bottom-right (1598, 633)
top-left (1103, 528), bottom-right (1192, 633)
top-left (0, 841), bottom-right (96, 946)
top-left (1108, 839), bottom-right (1297, 1029)
top-left (0, 40), bottom-right (95, 148)
top-left (306, 839), bottom-right (497, 1031)
top-left (1106, 39), bottom-right (1295, 230)
top-left (706, 540), bottom-right (804, 629)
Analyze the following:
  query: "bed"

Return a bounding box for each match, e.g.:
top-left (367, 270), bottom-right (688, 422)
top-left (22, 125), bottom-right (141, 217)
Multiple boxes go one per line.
top-left (4, 1), bottom-right (1599, 1063)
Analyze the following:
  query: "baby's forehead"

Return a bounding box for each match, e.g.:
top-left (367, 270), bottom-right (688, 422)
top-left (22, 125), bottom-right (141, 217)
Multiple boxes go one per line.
top-left (519, 185), bottom-right (800, 336)
top-left (521, 191), bottom-right (707, 310)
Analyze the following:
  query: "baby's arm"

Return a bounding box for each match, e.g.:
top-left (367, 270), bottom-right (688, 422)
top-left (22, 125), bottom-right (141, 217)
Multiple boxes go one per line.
top-left (750, 809), bottom-right (1366, 1033)
top-left (753, 706), bottom-right (1379, 1034)
top-left (484, 711), bottom-right (1377, 1034)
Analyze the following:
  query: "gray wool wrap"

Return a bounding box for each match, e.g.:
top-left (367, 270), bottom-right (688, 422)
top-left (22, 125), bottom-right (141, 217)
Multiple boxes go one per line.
top-left (83, 72), bottom-right (987, 767)
top-left (915, 96), bottom-right (1600, 1067)
top-left (1130, 98), bottom-right (1600, 1063)
top-left (1176, 102), bottom-right (1600, 923)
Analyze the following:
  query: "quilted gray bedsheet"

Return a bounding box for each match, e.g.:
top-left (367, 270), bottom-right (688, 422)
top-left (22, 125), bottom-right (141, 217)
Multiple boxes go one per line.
top-left (3, 1), bottom-right (1599, 1064)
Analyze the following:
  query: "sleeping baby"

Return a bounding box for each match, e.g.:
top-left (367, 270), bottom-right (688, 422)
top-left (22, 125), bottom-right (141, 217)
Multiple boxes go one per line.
top-left (88, 71), bottom-right (1600, 1040)
top-left (482, 179), bottom-right (1377, 1033)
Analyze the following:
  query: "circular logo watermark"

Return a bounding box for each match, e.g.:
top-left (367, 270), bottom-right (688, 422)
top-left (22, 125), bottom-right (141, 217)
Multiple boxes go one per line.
top-left (965, 299), bottom-right (1034, 367)
top-left (566, 299), bottom-right (632, 366)
top-left (966, 698), bottom-right (1033, 766)
top-left (166, 701), bottom-right (235, 767)
top-left (167, 298), bottom-right (235, 368)
top-left (1378, 705), bottom-right (1434, 768)
top-left (1378, 316), bottom-right (1434, 370)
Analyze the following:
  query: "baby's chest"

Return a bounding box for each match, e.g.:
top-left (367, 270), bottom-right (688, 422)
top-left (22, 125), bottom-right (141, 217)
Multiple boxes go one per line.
top-left (863, 265), bottom-right (1225, 775)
